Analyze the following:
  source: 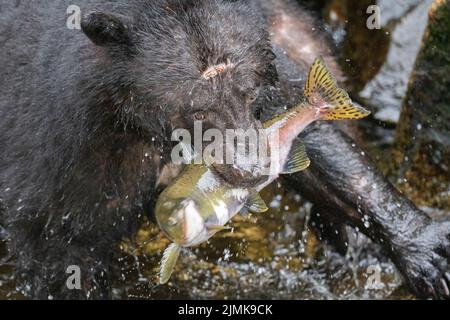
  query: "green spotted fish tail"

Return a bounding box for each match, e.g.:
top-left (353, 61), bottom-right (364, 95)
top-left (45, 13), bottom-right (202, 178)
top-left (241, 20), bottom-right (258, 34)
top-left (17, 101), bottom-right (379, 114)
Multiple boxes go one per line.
top-left (304, 57), bottom-right (371, 120)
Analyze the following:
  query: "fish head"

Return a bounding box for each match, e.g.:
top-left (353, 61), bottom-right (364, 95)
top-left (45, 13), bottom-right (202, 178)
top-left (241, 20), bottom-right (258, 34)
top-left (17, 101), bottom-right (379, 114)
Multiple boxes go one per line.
top-left (156, 198), bottom-right (206, 246)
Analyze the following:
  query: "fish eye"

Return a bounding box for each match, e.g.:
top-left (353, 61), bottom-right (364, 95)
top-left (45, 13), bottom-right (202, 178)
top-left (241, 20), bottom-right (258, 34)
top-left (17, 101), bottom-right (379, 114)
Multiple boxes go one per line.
top-left (167, 217), bottom-right (178, 227)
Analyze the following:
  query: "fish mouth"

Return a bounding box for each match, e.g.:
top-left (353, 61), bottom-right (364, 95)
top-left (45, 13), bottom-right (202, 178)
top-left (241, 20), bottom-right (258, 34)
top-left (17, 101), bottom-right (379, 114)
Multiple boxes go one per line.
top-left (180, 201), bottom-right (208, 246)
top-left (182, 219), bottom-right (209, 247)
top-left (182, 226), bottom-right (208, 247)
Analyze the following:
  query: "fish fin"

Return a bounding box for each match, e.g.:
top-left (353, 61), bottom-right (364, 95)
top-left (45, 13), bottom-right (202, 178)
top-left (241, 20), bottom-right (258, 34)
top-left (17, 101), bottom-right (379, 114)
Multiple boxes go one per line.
top-left (159, 243), bottom-right (181, 285)
top-left (244, 192), bottom-right (269, 213)
top-left (304, 57), bottom-right (371, 120)
top-left (282, 141), bottom-right (311, 174)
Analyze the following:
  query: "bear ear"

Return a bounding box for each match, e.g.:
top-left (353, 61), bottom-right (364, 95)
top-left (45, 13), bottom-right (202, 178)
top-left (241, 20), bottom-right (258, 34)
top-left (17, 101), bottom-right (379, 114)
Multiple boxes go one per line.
top-left (81, 12), bottom-right (131, 47)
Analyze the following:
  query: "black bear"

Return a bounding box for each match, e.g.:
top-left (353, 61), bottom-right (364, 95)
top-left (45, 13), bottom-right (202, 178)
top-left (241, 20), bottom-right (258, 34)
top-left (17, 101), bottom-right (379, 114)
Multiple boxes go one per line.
top-left (0, 0), bottom-right (448, 299)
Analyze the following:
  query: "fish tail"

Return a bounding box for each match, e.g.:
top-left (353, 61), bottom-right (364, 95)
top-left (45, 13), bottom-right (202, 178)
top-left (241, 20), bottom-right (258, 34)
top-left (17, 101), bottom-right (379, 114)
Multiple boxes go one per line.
top-left (159, 243), bottom-right (181, 285)
top-left (304, 57), bottom-right (371, 120)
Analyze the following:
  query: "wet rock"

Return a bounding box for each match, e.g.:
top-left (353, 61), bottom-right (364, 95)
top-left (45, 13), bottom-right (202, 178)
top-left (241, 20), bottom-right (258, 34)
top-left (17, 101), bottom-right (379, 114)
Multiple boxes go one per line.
top-left (393, 0), bottom-right (450, 208)
top-left (359, 0), bottom-right (433, 123)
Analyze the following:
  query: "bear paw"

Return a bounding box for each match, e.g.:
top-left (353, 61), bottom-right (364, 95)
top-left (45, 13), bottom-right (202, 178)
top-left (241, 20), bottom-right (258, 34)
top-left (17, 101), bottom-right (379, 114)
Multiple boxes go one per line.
top-left (396, 221), bottom-right (450, 299)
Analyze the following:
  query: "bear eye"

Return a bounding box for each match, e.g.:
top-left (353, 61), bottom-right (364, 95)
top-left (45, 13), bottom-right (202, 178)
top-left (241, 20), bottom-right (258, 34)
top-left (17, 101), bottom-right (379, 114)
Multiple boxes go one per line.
top-left (245, 88), bottom-right (260, 104)
top-left (247, 93), bottom-right (258, 104)
top-left (193, 111), bottom-right (207, 121)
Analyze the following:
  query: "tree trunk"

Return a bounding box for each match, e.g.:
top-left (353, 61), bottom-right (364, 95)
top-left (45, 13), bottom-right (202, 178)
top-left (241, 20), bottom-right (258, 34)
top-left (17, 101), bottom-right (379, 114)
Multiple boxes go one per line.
top-left (393, 0), bottom-right (450, 209)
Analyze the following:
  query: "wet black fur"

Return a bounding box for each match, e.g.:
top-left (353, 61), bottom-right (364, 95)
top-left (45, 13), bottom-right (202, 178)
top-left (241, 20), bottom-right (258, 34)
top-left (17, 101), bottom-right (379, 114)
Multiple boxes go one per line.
top-left (0, 0), bottom-right (275, 298)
